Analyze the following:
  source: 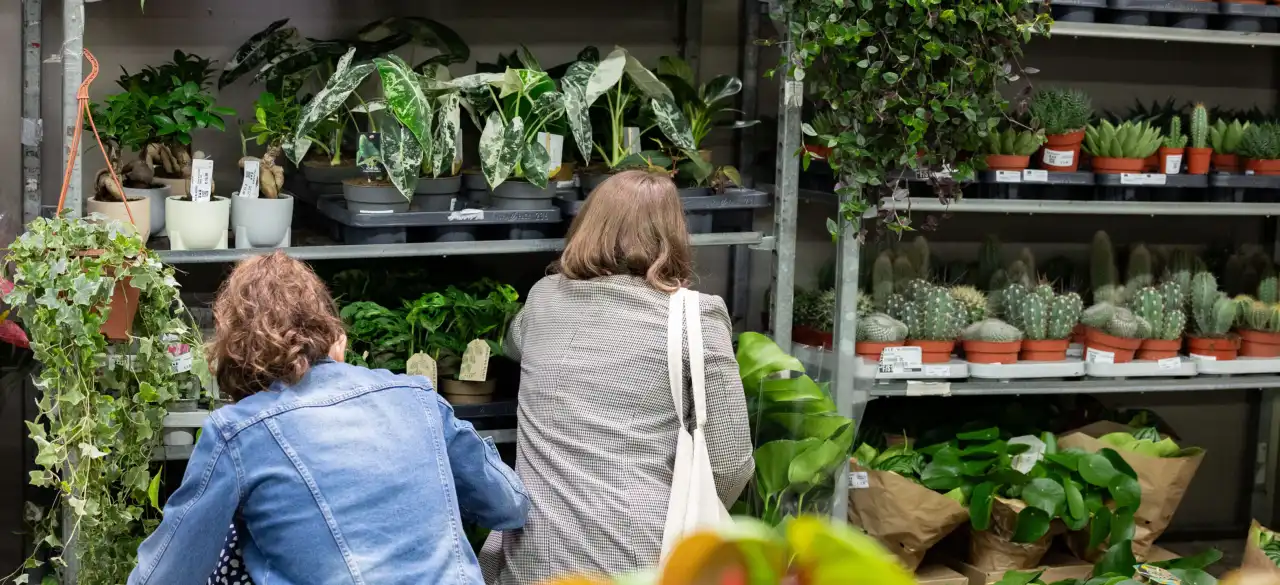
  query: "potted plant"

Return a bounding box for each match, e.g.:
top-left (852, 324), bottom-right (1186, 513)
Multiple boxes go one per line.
top-left (896, 284), bottom-right (965, 363)
top-left (1186, 272), bottom-right (1239, 361)
top-left (1158, 117), bottom-right (1187, 175)
top-left (85, 90), bottom-right (164, 242)
top-left (412, 66), bottom-right (467, 211)
top-left (463, 67), bottom-right (569, 209)
top-left (1080, 302), bottom-right (1145, 363)
top-left (1005, 285), bottom-right (1083, 362)
top-left (960, 318), bottom-right (1023, 364)
top-left (405, 282), bottom-right (523, 404)
top-left (803, 110), bottom-right (839, 162)
top-left (1133, 284), bottom-right (1186, 360)
top-left (657, 54), bottom-right (756, 183)
top-left (233, 91), bottom-right (321, 248)
top-left (1083, 120), bottom-right (1162, 175)
top-left (1029, 88), bottom-right (1092, 172)
top-left (1210, 119), bottom-right (1250, 173)
top-left (1187, 104), bottom-right (1211, 175)
top-left (793, 287), bottom-right (835, 348)
top-left (1238, 298), bottom-right (1280, 358)
top-left (984, 127), bottom-right (1046, 172)
top-left (855, 312), bottom-right (908, 359)
top-left (1241, 123), bottom-right (1280, 176)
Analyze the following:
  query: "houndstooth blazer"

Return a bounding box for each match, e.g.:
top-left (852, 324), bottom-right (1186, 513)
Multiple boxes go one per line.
top-left (481, 274), bottom-right (755, 584)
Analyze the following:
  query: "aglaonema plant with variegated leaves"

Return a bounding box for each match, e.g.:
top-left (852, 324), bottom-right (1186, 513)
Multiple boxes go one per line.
top-left (465, 68), bottom-right (568, 190)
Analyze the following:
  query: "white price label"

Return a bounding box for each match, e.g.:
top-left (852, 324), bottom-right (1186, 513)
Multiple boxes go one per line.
top-left (879, 346), bottom-right (923, 374)
top-left (190, 159), bottom-right (214, 202)
top-left (1164, 154), bottom-right (1183, 175)
top-left (448, 209), bottom-right (485, 221)
top-left (1086, 347), bottom-right (1115, 364)
top-left (237, 160), bottom-right (260, 198)
top-left (448, 197), bottom-right (457, 212)
top-left (924, 365), bottom-right (951, 377)
top-left (905, 381), bottom-right (950, 396)
top-left (1043, 148), bottom-right (1075, 167)
top-left (1021, 169), bottom-right (1048, 182)
top-left (359, 209), bottom-right (395, 214)
top-left (1066, 343), bottom-right (1084, 359)
top-left (1120, 173), bottom-right (1167, 186)
top-left (849, 471), bottom-right (870, 489)
top-left (1008, 435), bottom-right (1047, 474)
top-left (994, 170), bottom-right (1021, 183)
top-left (1189, 353), bottom-right (1217, 362)
top-left (1157, 357), bottom-right (1182, 370)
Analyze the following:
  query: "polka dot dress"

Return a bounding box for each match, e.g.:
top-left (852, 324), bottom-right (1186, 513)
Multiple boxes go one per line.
top-left (208, 522), bottom-right (254, 585)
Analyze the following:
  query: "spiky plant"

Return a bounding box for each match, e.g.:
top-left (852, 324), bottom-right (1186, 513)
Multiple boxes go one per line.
top-left (906, 285), bottom-right (964, 341)
top-left (1007, 260), bottom-right (1033, 290)
top-left (1239, 123), bottom-right (1280, 161)
top-left (1049, 292), bottom-right (1083, 340)
top-left (1210, 119), bottom-right (1250, 155)
top-left (857, 291), bottom-right (875, 318)
top-left (961, 319), bottom-right (1023, 342)
top-left (1162, 117), bottom-right (1187, 149)
top-left (1019, 248), bottom-right (1037, 282)
top-left (907, 236), bottom-right (931, 281)
top-left (1241, 301), bottom-right (1280, 333)
top-left (893, 255), bottom-right (916, 293)
top-left (978, 235), bottom-right (1003, 292)
top-left (857, 312), bottom-right (909, 342)
top-left (1018, 293), bottom-right (1048, 340)
top-left (1091, 230), bottom-right (1118, 298)
top-left (993, 282), bottom-right (1030, 321)
top-left (1029, 88), bottom-right (1092, 135)
top-left (1261, 276), bottom-right (1279, 304)
top-left (986, 127), bottom-right (1046, 156)
top-left (1190, 104), bottom-right (1208, 149)
top-left (950, 286), bottom-right (988, 324)
top-left (1083, 120), bottom-right (1163, 159)
top-left (886, 293), bottom-right (910, 323)
top-left (1132, 286), bottom-right (1164, 340)
top-left (1190, 272), bottom-right (1237, 337)
top-left (795, 288), bottom-right (835, 332)
top-left (873, 251), bottom-right (895, 310)
top-left (1082, 302), bottom-right (1145, 339)
top-left (1126, 244), bottom-right (1153, 290)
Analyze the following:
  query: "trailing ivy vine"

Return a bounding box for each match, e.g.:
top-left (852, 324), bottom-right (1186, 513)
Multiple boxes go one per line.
top-left (771, 0), bottom-right (1051, 235)
top-left (4, 215), bottom-right (208, 584)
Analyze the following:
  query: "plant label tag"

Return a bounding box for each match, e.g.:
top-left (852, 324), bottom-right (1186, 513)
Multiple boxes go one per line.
top-left (448, 197), bottom-right (457, 212)
top-left (106, 346), bottom-right (138, 371)
top-left (1157, 357), bottom-right (1182, 370)
top-left (1164, 155), bottom-right (1183, 174)
top-left (622, 127), bottom-right (642, 155)
top-left (538, 132), bottom-right (564, 178)
top-left (1021, 169), bottom-right (1048, 182)
top-left (237, 160), bottom-right (260, 198)
top-left (1189, 353), bottom-right (1216, 361)
top-left (406, 352), bottom-right (438, 390)
top-left (848, 471), bottom-right (870, 489)
top-left (359, 209), bottom-right (395, 214)
top-left (458, 339), bottom-right (490, 381)
top-left (1085, 347), bottom-right (1115, 364)
top-left (1009, 435), bottom-right (1047, 473)
top-left (1067, 343), bottom-right (1084, 359)
top-left (879, 346), bottom-right (922, 374)
top-left (994, 170), bottom-right (1021, 183)
top-left (166, 341), bottom-right (193, 374)
top-left (1043, 148), bottom-right (1074, 167)
top-left (923, 365), bottom-right (951, 377)
top-left (356, 132), bottom-right (381, 175)
top-left (1120, 173), bottom-right (1166, 186)
top-left (190, 159), bottom-right (214, 202)
top-left (448, 209), bottom-right (484, 222)
top-left (452, 124), bottom-right (464, 176)
top-left (905, 381), bottom-right (950, 396)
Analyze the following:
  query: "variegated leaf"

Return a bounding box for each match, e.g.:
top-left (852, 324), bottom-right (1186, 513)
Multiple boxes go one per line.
top-left (516, 45), bottom-right (542, 71)
top-left (623, 50), bottom-right (674, 101)
top-left (255, 39), bottom-right (346, 86)
top-left (375, 55), bottom-right (431, 149)
top-left (585, 48), bottom-right (626, 105)
top-left (562, 61), bottom-right (597, 162)
top-left (479, 112), bottom-right (525, 189)
top-left (287, 48), bottom-right (376, 165)
top-left (701, 74), bottom-right (743, 106)
top-left (521, 139), bottom-right (550, 189)
top-left (429, 92), bottom-right (461, 178)
top-left (377, 110), bottom-right (423, 199)
top-left (532, 91), bottom-right (565, 121)
top-left (650, 97), bottom-right (696, 151)
top-left (219, 19), bottom-right (294, 88)
top-left (448, 72), bottom-right (504, 91)
top-left (350, 99), bottom-right (387, 114)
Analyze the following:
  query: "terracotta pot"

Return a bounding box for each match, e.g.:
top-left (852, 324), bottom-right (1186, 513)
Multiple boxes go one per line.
top-left (1246, 159), bottom-right (1280, 175)
top-left (1213, 153), bottom-right (1241, 173)
top-left (792, 325), bottom-right (833, 350)
top-left (1158, 147), bottom-right (1185, 175)
top-left (985, 154), bottom-right (1031, 172)
top-left (1186, 336), bottom-right (1238, 361)
top-left (1092, 157), bottom-right (1145, 174)
top-left (1137, 338), bottom-right (1181, 361)
top-left (1070, 323), bottom-right (1086, 344)
top-left (75, 250), bottom-right (140, 341)
top-left (1020, 339), bottom-right (1070, 361)
top-left (962, 340), bottom-right (1021, 364)
top-left (1186, 147), bottom-right (1212, 175)
top-left (1041, 130), bottom-right (1085, 172)
top-left (1239, 329), bottom-right (1280, 358)
top-left (1141, 154), bottom-right (1159, 173)
top-left (906, 339), bottom-right (955, 364)
top-left (856, 340), bottom-right (905, 359)
top-left (1083, 327), bottom-right (1141, 363)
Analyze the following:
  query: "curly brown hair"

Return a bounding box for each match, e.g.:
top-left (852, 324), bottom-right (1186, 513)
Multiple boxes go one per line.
top-left (210, 251), bottom-right (345, 400)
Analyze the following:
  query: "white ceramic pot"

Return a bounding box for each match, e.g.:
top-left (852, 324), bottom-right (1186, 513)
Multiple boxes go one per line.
top-left (232, 193), bottom-right (294, 249)
top-left (165, 196), bottom-right (230, 250)
top-left (86, 194), bottom-right (152, 243)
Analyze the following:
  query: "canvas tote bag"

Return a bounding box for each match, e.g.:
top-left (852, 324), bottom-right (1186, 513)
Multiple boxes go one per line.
top-left (659, 288), bottom-right (731, 559)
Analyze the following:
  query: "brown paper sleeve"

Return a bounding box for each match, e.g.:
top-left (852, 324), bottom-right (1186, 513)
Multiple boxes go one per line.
top-left (847, 461), bottom-right (970, 570)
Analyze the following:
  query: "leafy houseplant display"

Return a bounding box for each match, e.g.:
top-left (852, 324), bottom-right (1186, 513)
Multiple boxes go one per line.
top-left (1007, 284), bottom-right (1083, 362)
top-left (232, 91), bottom-right (314, 248)
top-left (1240, 122), bottom-right (1280, 175)
top-left (1080, 303), bottom-right (1145, 363)
top-left (1186, 271), bottom-right (1239, 360)
top-left (984, 127), bottom-right (1046, 172)
top-left (1158, 117), bottom-right (1187, 175)
top-left (1030, 88), bottom-right (1093, 173)
top-left (1210, 118), bottom-right (1250, 172)
top-left (656, 55), bottom-right (755, 187)
top-left (1132, 283), bottom-right (1186, 360)
top-left (1186, 104), bottom-right (1211, 175)
top-left (1082, 120), bottom-right (1162, 174)
top-left (5, 215), bottom-right (209, 584)
top-left (960, 318), bottom-right (1023, 364)
top-left (993, 540), bottom-right (1220, 585)
top-left (1236, 277), bottom-right (1280, 357)
top-left (896, 284), bottom-right (966, 363)
top-left (778, 0), bottom-right (1050, 235)
top-left (736, 333), bottom-right (853, 524)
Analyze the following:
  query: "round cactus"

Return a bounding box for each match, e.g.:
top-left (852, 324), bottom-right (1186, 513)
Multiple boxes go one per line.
top-left (1082, 302), bottom-right (1117, 329)
top-left (857, 312), bottom-right (909, 342)
top-left (1106, 307), bottom-right (1141, 339)
top-left (950, 285), bottom-right (988, 324)
top-left (962, 318), bottom-right (1024, 343)
top-left (887, 293), bottom-right (910, 321)
top-left (1244, 300), bottom-right (1272, 331)
top-left (857, 291), bottom-right (875, 318)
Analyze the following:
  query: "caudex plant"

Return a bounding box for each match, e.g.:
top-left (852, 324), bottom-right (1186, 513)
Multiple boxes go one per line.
top-left (238, 91), bottom-right (330, 198)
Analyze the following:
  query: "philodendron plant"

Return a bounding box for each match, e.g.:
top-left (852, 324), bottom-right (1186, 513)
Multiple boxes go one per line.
top-left (287, 49), bottom-right (468, 198)
top-left (465, 68), bottom-right (568, 190)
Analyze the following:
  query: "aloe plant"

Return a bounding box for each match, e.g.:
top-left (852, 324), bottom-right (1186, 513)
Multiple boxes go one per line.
top-left (1210, 119), bottom-right (1250, 155)
top-left (986, 127), bottom-right (1046, 156)
top-left (1083, 120), bottom-right (1162, 159)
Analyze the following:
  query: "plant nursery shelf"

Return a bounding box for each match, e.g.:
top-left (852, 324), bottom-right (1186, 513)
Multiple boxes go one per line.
top-left (1051, 21), bottom-right (1280, 46)
top-left (868, 374), bottom-right (1280, 397)
top-left (874, 197), bottom-right (1280, 217)
top-left (154, 232), bottom-right (765, 264)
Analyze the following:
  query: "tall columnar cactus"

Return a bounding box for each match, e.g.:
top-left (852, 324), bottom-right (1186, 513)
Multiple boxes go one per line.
top-left (1132, 286), bottom-right (1164, 339)
top-left (961, 319), bottom-right (1024, 343)
top-left (978, 235), bottom-right (1003, 291)
top-left (893, 255), bottom-right (916, 292)
top-left (1126, 244), bottom-right (1153, 290)
top-left (1190, 103), bottom-right (1208, 149)
top-left (1019, 294), bottom-right (1048, 340)
top-left (1162, 117), bottom-right (1187, 149)
top-left (908, 236), bottom-right (931, 281)
top-left (1260, 276), bottom-right (1279, 304)
top-left (1018, 248), bottom-right (1037, 282)
top-left (857, 312), bottom-right (909, 342)
top-left (1048, 292), bottom-right (1083, 340)
top-left (887, 293), bottom-right (910, 322)
top-left (872, 251), bottom-right (895, 310)
top-left (1190, 271), bottom-right (1236, 337)
top-left (908, 285), bottom-right (964, 341)
top-left (950, 286), bottom-right (988, 324)
top-left (1007, 260), bottom-right (1033, 290)
top-left (1091, 231), bottom-right (1118, 298)
top-left (995, 282), bottom-right (1030, 321)
top-left (1155, 281), bottom-right (1187, 340)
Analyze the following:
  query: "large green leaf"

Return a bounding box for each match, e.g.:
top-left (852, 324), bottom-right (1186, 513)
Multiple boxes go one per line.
top-left (957, 427), bottom-right (1001, 441)
top-left (1152, 548), bottom-right (1223, 571)
top-left (1094, 541), bottom-right (1138, 578)
top-left (1065, 480), bottom-right (1086, 521)
top-left (657, 55), bottom-right (695, 87)
top-left (375, 55), bottom-right (431, 149)
top-left (1088, 508), bottom-right (1113, 551)
top-left (769, 413), bottom-right (852, 442)
top-left (218, 19), bottom-right (295, 88)
top-left (1110, 507), bottom-right (1136, 543)
top-left (737, 332), bottom-right (805, 390)
top-left (623, 49), bottom-right (674, 101)
top-left (561, 62), bottom-right (595, 162)
top-left (377, 110), bottom-right (423, 199)
top-left (1100, 448), bottom-right (1139, 479)
top-left (429, 92), bottom-right (461, 178)
top-left (1078, 453), bottom-right (1120, 487)
top-left (993, 571), bottom-right (1046, 585)
top-left (920, 453), bottom-right (963, 491)
top-left (969, 481), bottom-right (996, 530)
top-left (586, 48), bottom-right (627, 104)
top-left (1108, 474), bottom-right (1141, 509)
top-left (255, 39), bottom-right (349, 86)
top-left (1021, 478), bottom-right (1066, 518)
top-left (701, 74), bottom-right (744, 106)
top-left (521, 139), bottom-right (551, 189)
top-left (757, 376), bottom-right (834, 413)
top-left (1011, 507), bottom-right (1051, 543)
top-left (479, 112), bottom-right (524, 189)
top-left (650, 97), bottom-right (696, 151)
top-left (754, 440), bottom-right (806, 499)
top-left (788, 427), bottom-right (852, 493)
top-left (287, 48), bottom-right (375, 165)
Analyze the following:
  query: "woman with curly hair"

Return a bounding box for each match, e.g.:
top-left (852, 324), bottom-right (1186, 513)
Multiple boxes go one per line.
top-left (127, 251), bottom-right (529, 585)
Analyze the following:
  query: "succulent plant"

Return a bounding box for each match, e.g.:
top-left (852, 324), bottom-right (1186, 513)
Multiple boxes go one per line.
top-left (992, 282), bottom-right (1029, 321)
top-left (873, 251), bottom-right (895, 310)
top-left (978, 235), bottom-right (1003, 291)
top-left (1029, 88), bottom-right (1092, 135)
top-left (1126, 243), bottom-right (1153, 291)
top-left (1018, 248), bottom-right (1037, 282)
top-left (961, 318), bottom-right (1024, 343)
top-left (1131, 286), bottom-right (1163, 340)
top-left (1084, 120), bottom-right (1163, 159)
top-left (1014, 287), bottom-right (1081, 342)
top-left (950, 286), bottom-right (988, 324)
top-left (906, 236), bottom-right (931, 281)
top-left (886, 293), bottom-right (910, 323)
top-left (893, 255), bottom-right (916, 293)
top-left (905, 285), bottom-right (964, 341)
top-left (1240, 300), bottom-right (1280, 333)
top-left (1190, 272), bottom-right (1237, 337)
top-left (1209, 119), bottom-right (1250, 155)
top-left (1162, 116), bottom-right (1187, 149)
top-left (857, 291), bottom-right (875, 318)
top-left (1261, 276), bottom-right (1278, 304)
top-left (1190, 104), bottom-right (1208, 149)
top-left (857, 312), bottom-right (909, 342)
top-left (986, 127), bottom-right (1046, 156)
top-left (1239, 123), bottom-right (1280, 160)
top-left (795, 288), bottom-right (835, 332)
top-left (1049, 292), bottom-right (1083, 340)
top-left (1091, 230), bottom-right (1118, 299)
top-left (1081, 302), bottom-right (1116, 329)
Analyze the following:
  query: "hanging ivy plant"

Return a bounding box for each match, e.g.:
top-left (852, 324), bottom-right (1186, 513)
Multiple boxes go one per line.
top-left (771, 0), bottom-right (1051, 234)
top-left (4, 215), bottom-right (208, 584)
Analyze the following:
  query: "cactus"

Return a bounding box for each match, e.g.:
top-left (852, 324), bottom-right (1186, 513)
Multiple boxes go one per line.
top-left (1243, 300), bottom-right (1275, 332)
top-left (1126, 244), bottom-right (1153, 290)
top-left (908, 236), bottom-right (931, 281)
top-left (907, 285), bottom-right (964, 341)
top-left (950, 286), bottom-right (988, 324)
top-left (1239, 123), bottom-right (1280, 160)
top-left (994, 282), bottom-right (1030, 321)
top-left (1105, 307), bottom-right (1142, 339)
top-left (978, 235), bottom-right (1003, 291)
top-left (857, 291), bottom-right (875, 318)
top-left (1007, 260), bottom-right (1033, 290)
top-left (1132, 286), bottom-right (1164, 339)
top-left (1190, 271), bottom-right (1236, 337)
top-left (893, 255), bottom-right (916, 292)
top-left (1162, 116), bottom-right (1187, 149)
top-left (1162, 311), bottom-right (1187, 341)
top-left (962, 318), bottom-right (1024, 342)
top-left (1019, 294), bottom-right (1049, 340)
top-left (1260, 276), bottom-right (1278, 304)
top-left (1083, 120), bottom-right (1163, 159)
top-left (872, 251), bottom-right (895, 310)
top-left (1048, 292), bottom-right (1083, 340)
top-left (1032, 283), bottom-right (1054, 302)
top-left (1082, 302), bottom-right (1117, 329)
top-left (1091, 231), bottom-right (1118, 298)
top-left (795, 288), bottom-right (836, 332)
top-left (857, 312), bottom-right (909, 342)
top-left (1019, 248), bottom-right (1037, 282)
top-left (1190, 103), bottom-right (1208, 149)
top-left (1094, 284), bottom-right (1127, 306)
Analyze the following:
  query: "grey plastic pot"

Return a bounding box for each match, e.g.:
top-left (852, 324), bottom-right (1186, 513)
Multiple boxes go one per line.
top-left (432, 226), bottom-right (478, 242)
top-left (1170, 14), bottom-right (1208, 28)
top-left (412, 175), bottom-right (463, 212)
top-left (125, 184), bottom-right (171, 237)
top-left (1055, 6), bottom-right (1096, 21)
top-left (680, 187), bottom-right (713, 234)
top-left (304, 163), bottom-right (361, 195)
top-left (1111, 12), bottom-right (1150, 25)
top-left (343, 180), bottom-right (410, 214)
top-left (491, 180), bottom-right (557, 210)
top-left (231, 193), bottom-right (294, 248)
top-left (580, 172), bottom-right (610, 196)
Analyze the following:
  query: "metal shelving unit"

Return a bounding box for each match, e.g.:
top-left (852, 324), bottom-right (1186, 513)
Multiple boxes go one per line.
top-left (1052, 21), bottom-right (1280, 45)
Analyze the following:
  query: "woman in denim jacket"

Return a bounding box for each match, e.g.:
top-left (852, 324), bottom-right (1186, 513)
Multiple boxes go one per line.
top-left (127, 252), bottom-right (529, 585)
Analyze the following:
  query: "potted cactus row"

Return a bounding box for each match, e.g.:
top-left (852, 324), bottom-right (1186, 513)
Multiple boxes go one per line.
top-left (1083, 120), bottom-right (1163, 174)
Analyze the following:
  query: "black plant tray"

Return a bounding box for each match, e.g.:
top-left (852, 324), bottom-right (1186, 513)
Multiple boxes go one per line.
top-left (315, 196), bottom-right (562, 245)
top-left (1109, 0), bottom-right (1218, 13)
top-left (1094, 173), bottom-right (1210, 188)
top-left (555, 189), bottom-right (771, 217)
top-left (1219, 2), bottom-right (1280, 17)
top-left (1053, 0), bottom-right (1107, 6)
top-left (1209, 173), bottom-right (1280, 189)
top-left (980, 170), bottom-right (1095, 185)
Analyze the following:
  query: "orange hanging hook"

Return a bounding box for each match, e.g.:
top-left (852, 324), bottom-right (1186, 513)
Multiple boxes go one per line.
top-left (57, 49), bottom-right (135, 227)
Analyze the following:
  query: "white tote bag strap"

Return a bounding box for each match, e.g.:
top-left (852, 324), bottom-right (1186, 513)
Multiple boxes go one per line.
top-left (667, 289), bottom-right (687, 427)
top-left (682, 289), bottom-right (707, 430)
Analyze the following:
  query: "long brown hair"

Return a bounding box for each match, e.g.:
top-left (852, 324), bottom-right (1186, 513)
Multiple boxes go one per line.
top-left (210, 251), bottom-right (346, 400)
top-left (557, 170), bottom-right (693, 292)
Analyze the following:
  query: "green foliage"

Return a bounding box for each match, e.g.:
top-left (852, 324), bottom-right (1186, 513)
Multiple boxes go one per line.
top-left (1209, 119), bottom-right (1250, 154)
top-left (986, 127), bottom-right (1046, 156)
top-left (1029, 88), bottom-right (1093, 136)
top-left (995, 540), bottom-right (1220, 585)
top-left (657, 55), bottom-right (758, 148)
top-left (5, 214), bottom-right (209, 584)
top-left (470, 67), bottom-right (568, 189)
top-left (1083, 120), bottom-right (1162, 159)
top-left (1190, 103), bottom-right (1208, 149)
top-left (1239, 122), bottom-right (1280, 160)
top-left (872, 251), bottom-right (895, 311)
top-left (1163, 116), bottom-right (1187, 149)
top-left (777, 0), bottom-right (1051, 233)
top-left (1254, 522), bottom-right (1280, 568)
top-left (1098, 427), bottom-right (1198, 458)
top-left (794, 288), bottom-right (835, 333)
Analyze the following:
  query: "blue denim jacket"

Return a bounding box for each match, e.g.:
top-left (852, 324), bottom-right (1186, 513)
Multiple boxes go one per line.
top-left (128, 360), bottom-right (529, 585)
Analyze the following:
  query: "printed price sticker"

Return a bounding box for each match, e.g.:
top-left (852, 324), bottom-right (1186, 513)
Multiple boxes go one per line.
top-left (163, 334), bottom-right (193, 374)
top-left (905, 381), bottom-right (950, 396)
top-left (924, 365), bottom-right (951, 377)
top-left (1042, 148), bottom-right (1074, 167)
top-left (849, 471), bottom-right (870, 489)
top-left (1189, 353), bottom-right (1217, 362)
top-left (994, 170), bottom-right (1021, 183)
top-left (237, 159), bottom-right (260, 198)
top-left (1164, 154), bottom-right (1183, 174)
top-left (448, 209), bottom-right (485, 221)
top-left (1157, 356), bottom-right (1182, 370)
top-left (1009, 435), bottom-right (1047, 473)
top-left (1120, 173), bottom-right (1167, 186)
top-left (359, 209), bottom-right (395, 214)
top-left (1021, 169), bottom-right (1048, 182)
top-left (1086, 347), bottom-right (1115, 364)
top-left (879, 346), bottom-right (922, 374)
top-left (190, 159), bottom-right (214, 202)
